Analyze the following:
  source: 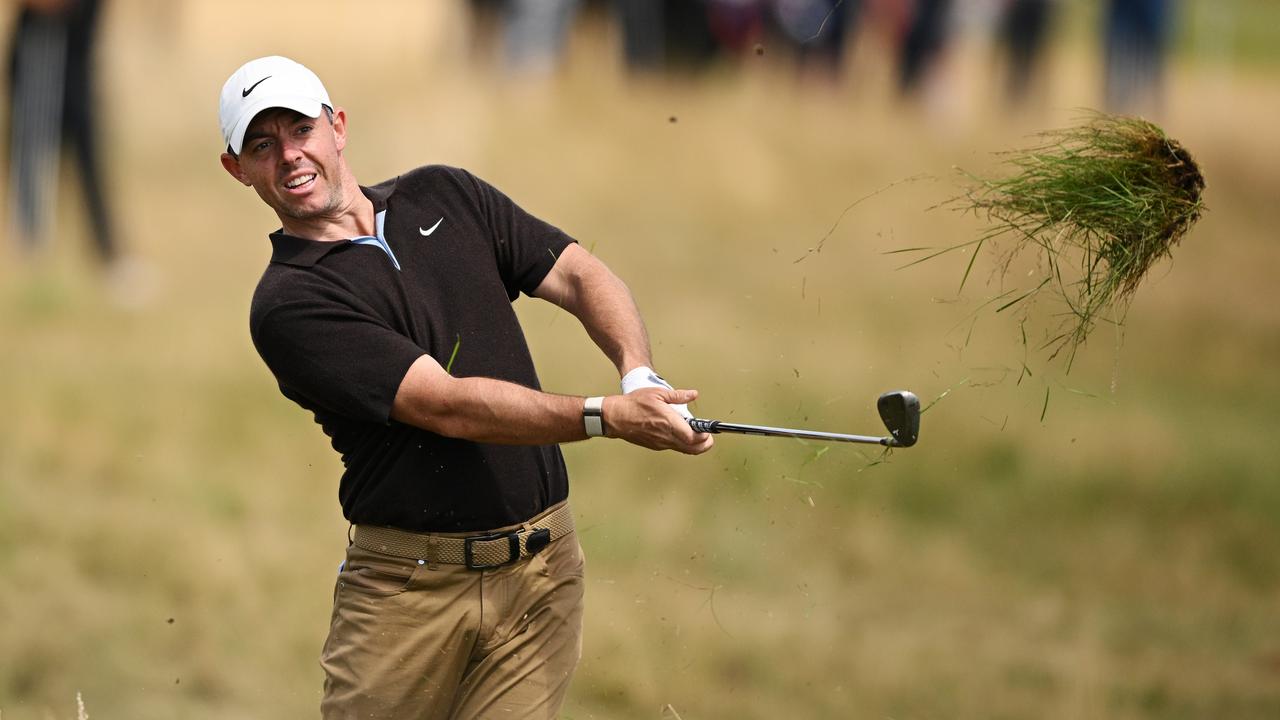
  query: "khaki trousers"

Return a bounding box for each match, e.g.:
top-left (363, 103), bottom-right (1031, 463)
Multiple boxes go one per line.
top-left (319, 513), bottom-right (585, 719)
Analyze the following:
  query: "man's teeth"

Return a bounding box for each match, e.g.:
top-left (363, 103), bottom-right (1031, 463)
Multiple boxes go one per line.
top-left (286, 174), bottom-right (316, 189)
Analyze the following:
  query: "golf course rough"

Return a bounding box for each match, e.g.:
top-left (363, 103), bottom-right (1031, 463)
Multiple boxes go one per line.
top-left (941, 113), bottom-right (1206, 367)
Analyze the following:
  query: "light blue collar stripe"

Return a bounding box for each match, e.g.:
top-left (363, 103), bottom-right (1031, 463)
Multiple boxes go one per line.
top-left (350, 209), bottom-right (400, 271)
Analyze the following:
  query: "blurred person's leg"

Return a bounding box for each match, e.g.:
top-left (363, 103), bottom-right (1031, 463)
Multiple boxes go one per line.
top-left (662, 0), bottom-right (720, 71)
top-left (898, 0), bottom-right (950, 94)
top-left (705, 0), bottom-right (767, 55)
top-left (6, 8), bottom-right (66, 253)
top-left (1105, 0), bottom-right (1171, 113)
top-left (466, 0), bottom-right (507, 66)
top-left (62, 0), bottom-right (116, 263)
top-left (1139, 0), bottom-right (1173, 111)
top-left (504, 0), bottom-right (582, 75)
top-left (617, 0), bottom-right (664, 71)
top-left (1104, 0), bottom-right (1134, 110)
top-left (774, 0), bottom-right (858, 75)
top-left (999, 0), bottom-right (1052, 103)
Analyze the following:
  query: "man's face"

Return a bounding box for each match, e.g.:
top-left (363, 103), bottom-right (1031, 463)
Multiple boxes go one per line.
top-left (220, 107), bottom-right (349, 223)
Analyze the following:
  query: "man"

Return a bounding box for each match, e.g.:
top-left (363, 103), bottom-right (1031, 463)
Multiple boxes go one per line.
top-left (218, 56), bottom-right (712, 719)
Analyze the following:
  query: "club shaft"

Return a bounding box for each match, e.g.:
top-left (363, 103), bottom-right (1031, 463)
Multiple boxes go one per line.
top-left (689, 418), bottom-right (889, 446)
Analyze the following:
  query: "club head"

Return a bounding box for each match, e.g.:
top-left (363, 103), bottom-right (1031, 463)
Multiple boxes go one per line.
top-left (877, 391), bottom-right (920, 448)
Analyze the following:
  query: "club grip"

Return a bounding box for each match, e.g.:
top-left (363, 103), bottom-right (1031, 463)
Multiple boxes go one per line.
top-left (688, 418), bottom-right (721, 434)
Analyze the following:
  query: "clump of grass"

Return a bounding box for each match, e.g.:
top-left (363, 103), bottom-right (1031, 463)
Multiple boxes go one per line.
top-left (906, 113), bottom-right (1205, 368)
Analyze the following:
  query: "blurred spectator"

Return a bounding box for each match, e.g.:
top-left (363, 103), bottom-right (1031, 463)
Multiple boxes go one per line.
top-left (772, 0), bottom-right (860, 76)
top-left (504, 0), bottom-right (582, 75)
top-left (616, 0), bottom-right (664, 70)
top-left (616, 0), bottom-right (857, 76)
top-left (465, 0), bottom-right (507, 65)
top-left (998, 0), bottom-right (1054, 103)
top-left (663, 0), bottom-right (721, 69)
top-left (616, 0), bottom-right (722, 73)
top-left (706, 0), bottom-right (767, 55)
top-left (461, 0), bottom-right (583, 76)
top-left (1104, 0), bottom-right (1173, 113)
top-left (899, 0), bottom-right (952, 94)
top-left (6, 0), bottom-right (116, 264)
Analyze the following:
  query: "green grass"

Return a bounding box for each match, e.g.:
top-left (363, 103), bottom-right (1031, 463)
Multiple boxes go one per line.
top-left (899, 114), bottom-right (1206, 370)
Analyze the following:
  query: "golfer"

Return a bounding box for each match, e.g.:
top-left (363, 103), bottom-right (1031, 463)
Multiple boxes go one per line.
top-left (218, 56), bottom-right (712, 719)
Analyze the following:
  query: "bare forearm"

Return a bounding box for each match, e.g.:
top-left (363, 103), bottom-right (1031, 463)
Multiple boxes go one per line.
top-left (536, 244), bottom-right (652, 376)
top-left (389, 354), bottom-right (713, 454)
top-left (392, 366), bottom-right (586, 444)
top-left (567, 274), bottom-right (651, 375)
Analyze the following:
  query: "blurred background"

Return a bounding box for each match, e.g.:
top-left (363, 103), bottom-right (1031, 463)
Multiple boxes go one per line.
top-left (1, 0), bottom-right (1278, 718)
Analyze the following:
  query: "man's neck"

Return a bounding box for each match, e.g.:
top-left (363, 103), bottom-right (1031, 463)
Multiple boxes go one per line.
top-left (279, 172), bottom-right (374, 242)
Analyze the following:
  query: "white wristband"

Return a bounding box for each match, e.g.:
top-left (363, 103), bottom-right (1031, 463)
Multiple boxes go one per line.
top-left (621, 366), bottom-right (672, 394)
top-left (620, 366), bottom-right (692, 420)
top-left (583, 396), bottom-right (605, 437)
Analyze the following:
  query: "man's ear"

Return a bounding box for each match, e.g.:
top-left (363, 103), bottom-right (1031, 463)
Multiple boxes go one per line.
top-left (220, 152), bottom-right (252, 186)
top-left (330, 107), bottom-right (348, 153)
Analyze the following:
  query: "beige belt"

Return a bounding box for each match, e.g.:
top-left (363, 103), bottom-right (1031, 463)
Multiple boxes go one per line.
top-left (352, 502), bottom-right (574, 570)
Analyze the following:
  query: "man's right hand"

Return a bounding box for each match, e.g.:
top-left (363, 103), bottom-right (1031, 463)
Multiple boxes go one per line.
top-left (602, 388), bottom-right (714, 455)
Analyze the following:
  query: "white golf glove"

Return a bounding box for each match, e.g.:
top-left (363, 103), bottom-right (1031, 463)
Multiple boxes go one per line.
top-left (621, 366), bottom-right (693, 420)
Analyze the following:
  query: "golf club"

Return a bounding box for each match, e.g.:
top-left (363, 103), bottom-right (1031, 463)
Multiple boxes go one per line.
top-left (687, 390), bottom-right (920, 448)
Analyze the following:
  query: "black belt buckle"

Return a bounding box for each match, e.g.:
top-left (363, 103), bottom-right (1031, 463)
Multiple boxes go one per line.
top-left (526, 527), bottom-right (552, 556)
top-left (464, 531), bottom-right (521, 570)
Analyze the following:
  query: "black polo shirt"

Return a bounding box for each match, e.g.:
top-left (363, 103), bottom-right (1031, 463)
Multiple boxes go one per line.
top-left (249, 165), bottom-right (575, 532)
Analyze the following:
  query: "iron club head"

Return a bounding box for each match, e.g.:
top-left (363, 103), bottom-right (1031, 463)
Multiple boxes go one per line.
top-left (877, 391), bottom-right (920, 447)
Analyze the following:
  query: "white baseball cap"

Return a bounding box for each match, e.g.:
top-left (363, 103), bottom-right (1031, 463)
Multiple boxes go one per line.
top-left (219, 56), bottom-right (332, 154)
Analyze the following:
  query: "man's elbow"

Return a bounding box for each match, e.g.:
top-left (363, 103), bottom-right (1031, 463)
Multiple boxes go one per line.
top-left (390, 363), bottom-right (468, 437)
top-left (391, 394), bottom-right (475, 439)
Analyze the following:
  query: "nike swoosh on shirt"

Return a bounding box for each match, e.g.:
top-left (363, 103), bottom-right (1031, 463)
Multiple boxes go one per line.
top-left (241, 76), bottom-right (271, 97)
top-left (419, 218), bottom-right (444, 236)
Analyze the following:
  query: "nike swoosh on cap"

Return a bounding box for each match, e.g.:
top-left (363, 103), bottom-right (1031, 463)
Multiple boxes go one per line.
top-left (241, 76), bottom-right (271, 97)
top-left (419, 218), bottom-right (444, 236)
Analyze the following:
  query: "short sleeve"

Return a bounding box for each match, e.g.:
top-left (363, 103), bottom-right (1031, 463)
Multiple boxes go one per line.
top-left (461, 170), bottom-right (576, 299)
top-left (251, 299), bottom-right (426, 424)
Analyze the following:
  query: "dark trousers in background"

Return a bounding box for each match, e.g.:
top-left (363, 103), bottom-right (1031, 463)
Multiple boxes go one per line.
top-left (7, 0), bottom-right (115, 262)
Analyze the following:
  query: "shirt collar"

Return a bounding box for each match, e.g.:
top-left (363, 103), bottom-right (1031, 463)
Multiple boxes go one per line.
top-left (266, 185), bottom-right (390, 268)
